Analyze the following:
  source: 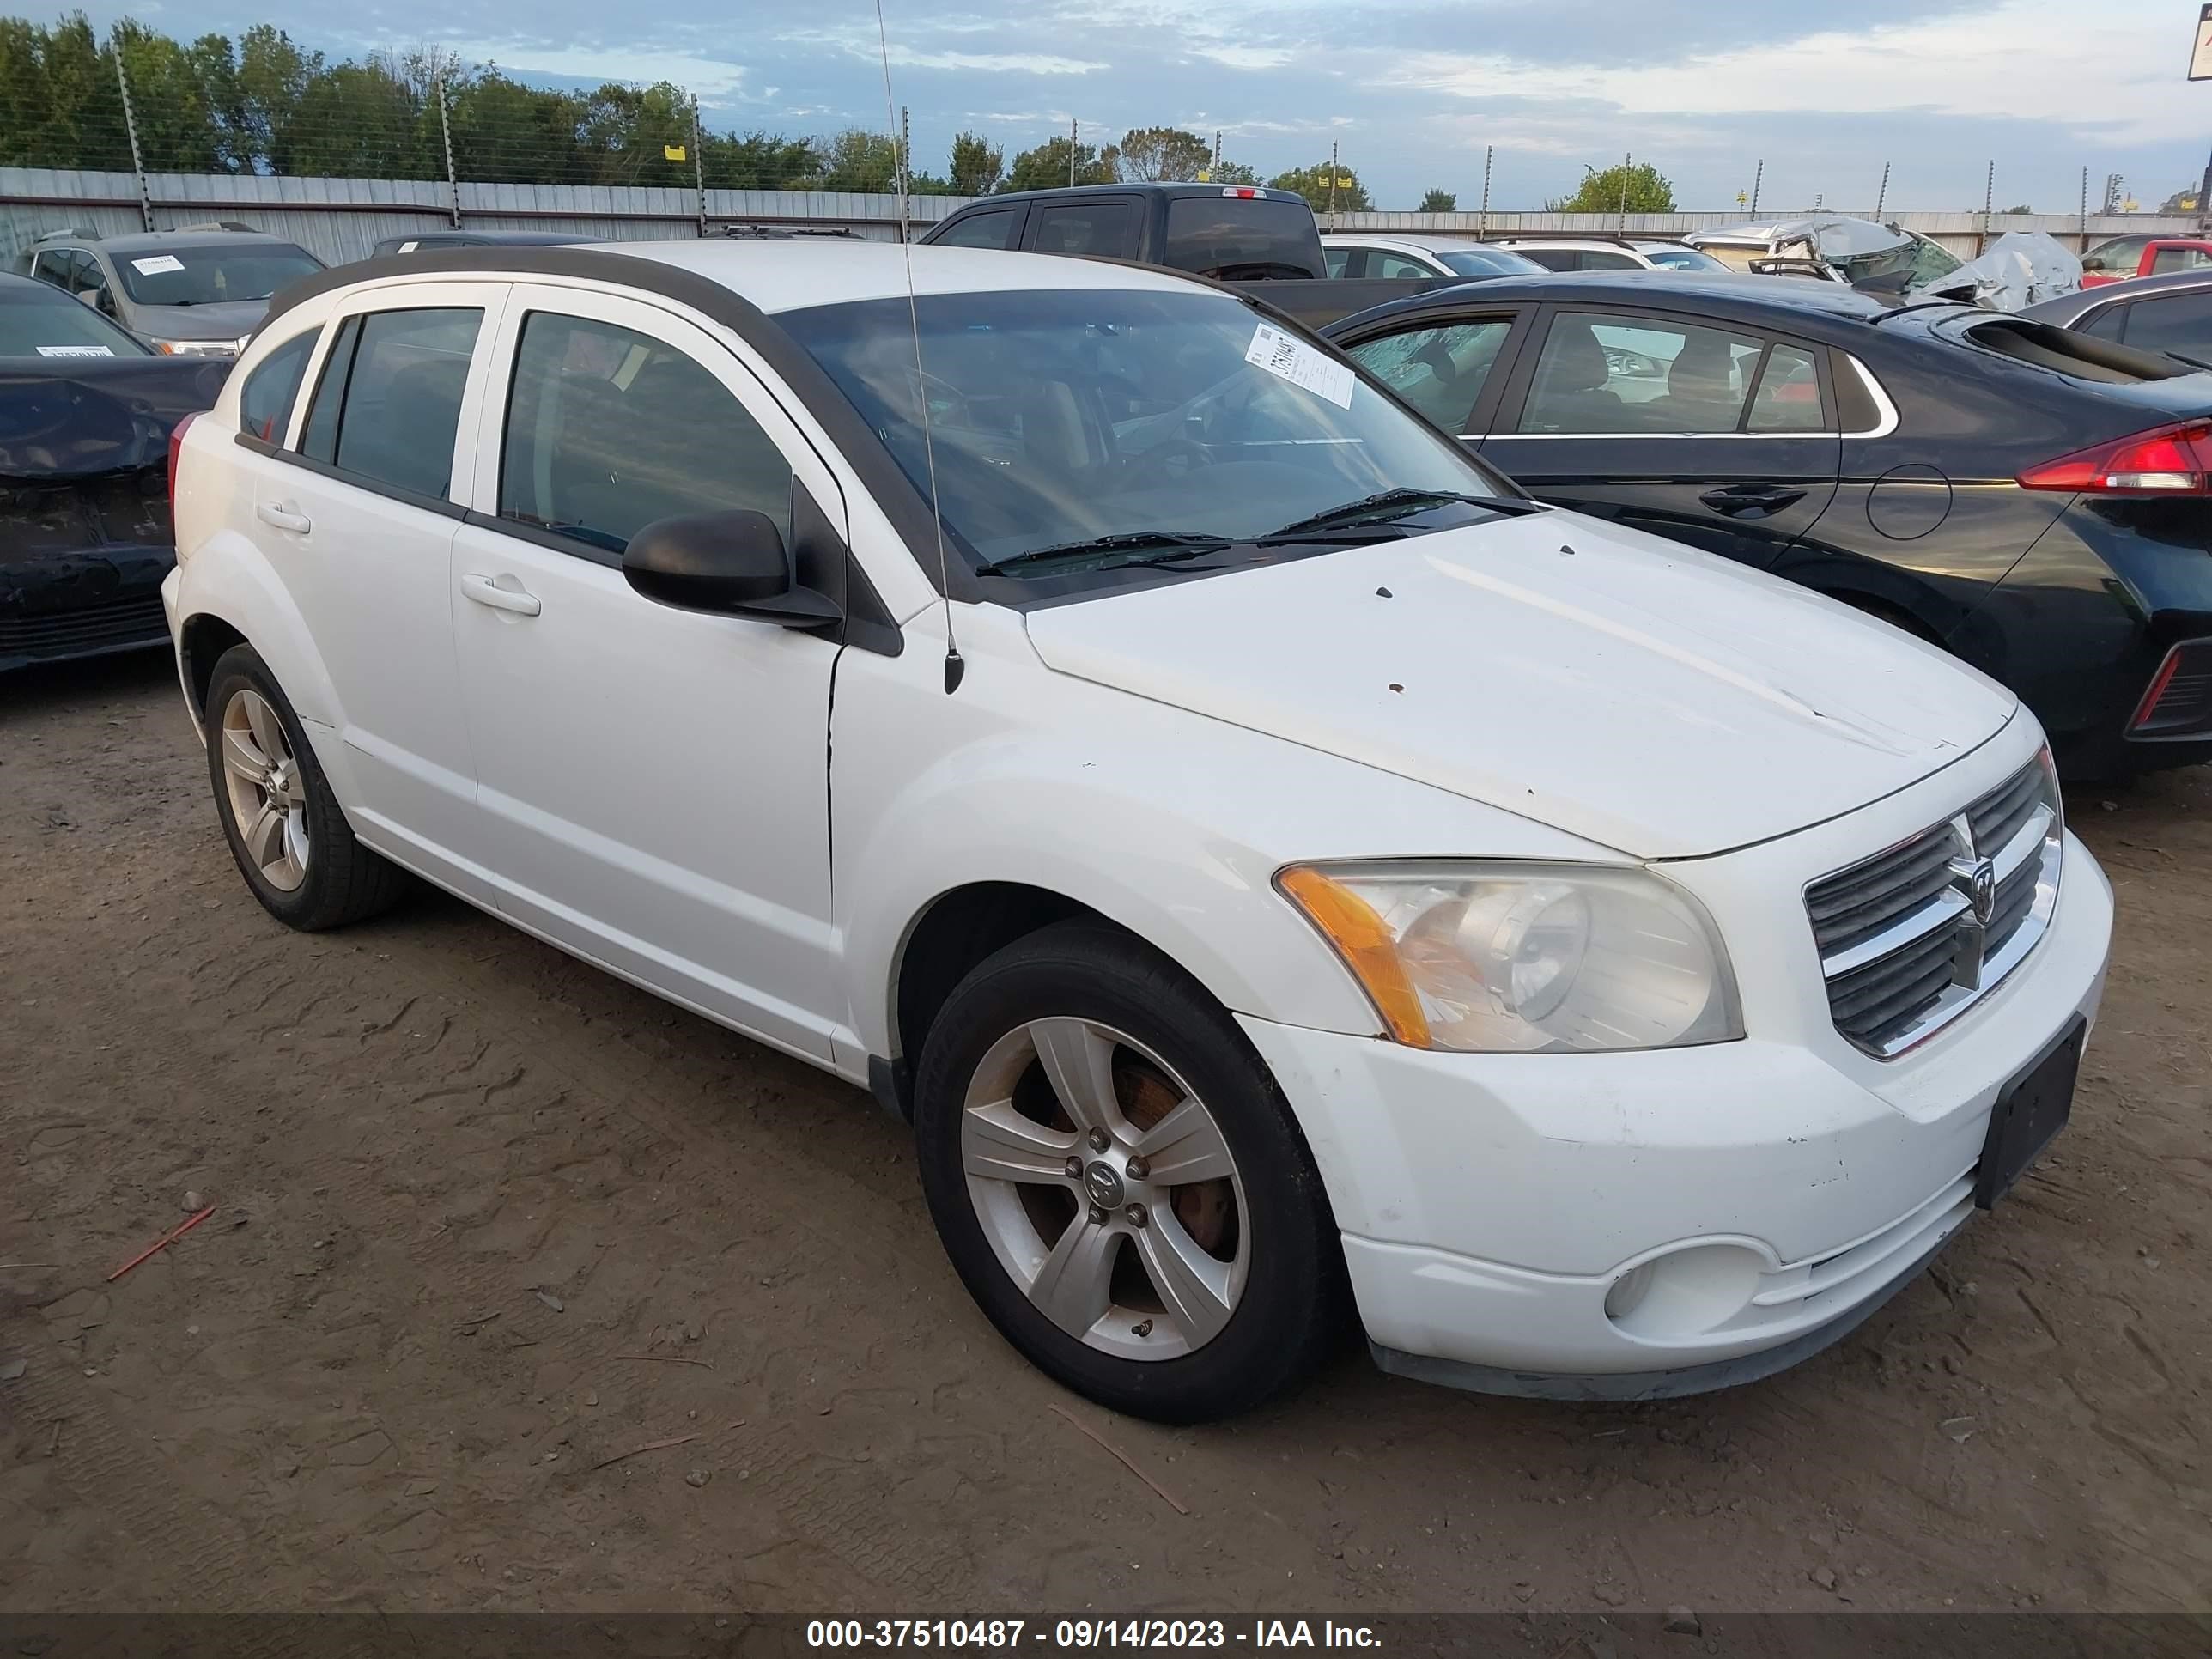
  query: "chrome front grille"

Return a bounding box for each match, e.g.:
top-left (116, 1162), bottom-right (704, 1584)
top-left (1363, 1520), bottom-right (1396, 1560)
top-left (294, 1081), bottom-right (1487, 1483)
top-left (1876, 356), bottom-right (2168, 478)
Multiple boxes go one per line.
top-left (1805, 755), bottom-right (2063, 1058)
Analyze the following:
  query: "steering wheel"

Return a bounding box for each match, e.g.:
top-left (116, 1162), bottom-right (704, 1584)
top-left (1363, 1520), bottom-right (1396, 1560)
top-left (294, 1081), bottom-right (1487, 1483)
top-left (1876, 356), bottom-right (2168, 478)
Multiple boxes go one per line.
top-left (1127, 437), bottom-right (1212, 485)
top-left (916, 369), bottom-right (973, 428)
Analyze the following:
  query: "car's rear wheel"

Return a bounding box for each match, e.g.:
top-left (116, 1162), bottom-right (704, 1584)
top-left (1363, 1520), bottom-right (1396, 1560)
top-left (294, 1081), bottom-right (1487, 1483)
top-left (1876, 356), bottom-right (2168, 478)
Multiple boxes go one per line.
top-left (204, 643), bottom-right (406, 930)
top-left (913, 921), bottom-right (1341, 1421)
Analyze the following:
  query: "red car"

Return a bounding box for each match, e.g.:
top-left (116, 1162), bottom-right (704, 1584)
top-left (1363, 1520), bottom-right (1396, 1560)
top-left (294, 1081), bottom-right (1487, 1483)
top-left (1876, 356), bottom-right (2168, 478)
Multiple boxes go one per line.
top-left (2082, 238), bottom-right (2212, 288)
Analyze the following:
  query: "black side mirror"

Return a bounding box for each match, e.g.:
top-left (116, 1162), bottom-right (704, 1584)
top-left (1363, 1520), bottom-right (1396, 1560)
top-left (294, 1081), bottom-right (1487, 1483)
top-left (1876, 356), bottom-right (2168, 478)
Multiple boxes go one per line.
top-left (622, 508), bottom-right (842, 627)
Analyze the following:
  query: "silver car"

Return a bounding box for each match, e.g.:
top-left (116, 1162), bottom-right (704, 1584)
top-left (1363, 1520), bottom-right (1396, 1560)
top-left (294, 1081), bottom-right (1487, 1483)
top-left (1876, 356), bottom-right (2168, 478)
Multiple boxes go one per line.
top-left (21, 224), bottom-right (324, 357)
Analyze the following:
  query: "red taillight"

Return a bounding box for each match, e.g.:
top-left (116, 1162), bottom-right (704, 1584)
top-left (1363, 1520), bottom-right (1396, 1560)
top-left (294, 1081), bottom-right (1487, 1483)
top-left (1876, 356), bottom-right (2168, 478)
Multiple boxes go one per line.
top-left (2017, 421), bottom-right (2212, 495)
top-left (167, 410), bottom-right (198, 507)
top-left (1223, 186), bottom-right (1258, 198)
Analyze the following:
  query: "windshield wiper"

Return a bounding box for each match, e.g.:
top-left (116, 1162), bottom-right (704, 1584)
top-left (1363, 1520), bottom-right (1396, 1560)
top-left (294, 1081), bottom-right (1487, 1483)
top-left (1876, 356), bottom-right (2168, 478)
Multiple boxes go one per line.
top-left (2160, 349), bottom-right (2212, 372)
top-left (1267, 488), bottom-right (1534, 537)
top-left (975, 531), bottom-right (1234, 577)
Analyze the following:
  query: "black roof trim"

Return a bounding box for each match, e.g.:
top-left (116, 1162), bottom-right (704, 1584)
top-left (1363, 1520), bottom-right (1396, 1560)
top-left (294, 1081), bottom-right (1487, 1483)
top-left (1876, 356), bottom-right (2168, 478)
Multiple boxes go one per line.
top-left (258, 244), bottom-right (981, 601)
top-left (969, 182), bottom-right (1307, 206)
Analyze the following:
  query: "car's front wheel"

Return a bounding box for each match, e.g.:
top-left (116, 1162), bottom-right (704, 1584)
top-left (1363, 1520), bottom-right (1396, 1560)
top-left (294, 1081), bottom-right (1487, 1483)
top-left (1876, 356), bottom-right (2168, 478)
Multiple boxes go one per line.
top-left (913, 921), bottom-right (1342, 1421)
top-left (204, 643), bottom-right (407, 931)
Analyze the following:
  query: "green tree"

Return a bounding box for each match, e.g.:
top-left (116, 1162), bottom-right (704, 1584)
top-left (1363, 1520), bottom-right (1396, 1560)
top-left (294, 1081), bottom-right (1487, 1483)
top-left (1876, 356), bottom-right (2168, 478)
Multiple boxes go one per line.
top-left (1546, 161), bottom-right (1674, 214)
top-left (1003, 135), bottom-right (1119, 192)
top-left (811, 127), bottom-right (900, 192)
top-left (0, 13), bottom-right (132, 170)
top-left (1268, 161), bottom-right (1371, 213)
top-left (2000, 203), bottom-right (2033, 215)
top-left (705, 128), bottom-right (821, 191)
top-left (1208, 158), bottom-right (1260, 185)
top-left (1418, 187), bottom-right (1456, 212)
top-left (1118, 125), bottom-right (1208, 182)
top-left (948, 130), bottom-right (1002, 195)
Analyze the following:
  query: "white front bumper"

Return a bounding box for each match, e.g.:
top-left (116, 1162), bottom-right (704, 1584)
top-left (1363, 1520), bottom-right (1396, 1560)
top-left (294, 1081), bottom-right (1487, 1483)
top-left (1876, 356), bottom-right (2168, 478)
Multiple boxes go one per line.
top-left (1240, 825), bottom-right (2112, 1390)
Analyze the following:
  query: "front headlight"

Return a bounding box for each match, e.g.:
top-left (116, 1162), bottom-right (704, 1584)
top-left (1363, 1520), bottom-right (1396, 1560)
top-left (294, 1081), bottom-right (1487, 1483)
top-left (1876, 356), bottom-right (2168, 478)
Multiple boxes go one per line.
top-left (1278, 861), bottom-right (1742, 1054)
top-left (151, 338), bottom-right (237, 358)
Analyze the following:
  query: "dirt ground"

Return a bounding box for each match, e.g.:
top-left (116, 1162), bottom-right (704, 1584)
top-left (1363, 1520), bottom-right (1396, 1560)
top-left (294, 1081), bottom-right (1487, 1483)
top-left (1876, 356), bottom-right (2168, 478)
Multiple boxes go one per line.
top-left (1, 650), bottom-right (2205, 1618)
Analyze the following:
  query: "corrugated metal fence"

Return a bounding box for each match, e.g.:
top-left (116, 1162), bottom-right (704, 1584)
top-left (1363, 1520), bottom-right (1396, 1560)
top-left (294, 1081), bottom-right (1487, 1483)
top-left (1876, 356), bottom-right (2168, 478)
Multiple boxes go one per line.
top-left (3, 167), bottom-right (2199, 268)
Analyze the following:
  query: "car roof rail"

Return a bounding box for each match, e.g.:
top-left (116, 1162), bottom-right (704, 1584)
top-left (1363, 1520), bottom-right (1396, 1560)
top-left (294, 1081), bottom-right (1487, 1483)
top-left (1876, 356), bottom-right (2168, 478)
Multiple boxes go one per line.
top-left (170, 220), bottom-right (261, 234)
top-left (718, 222), bottom-right (859, 239)
top-left (1485, 231), bottom-right (1688, 248)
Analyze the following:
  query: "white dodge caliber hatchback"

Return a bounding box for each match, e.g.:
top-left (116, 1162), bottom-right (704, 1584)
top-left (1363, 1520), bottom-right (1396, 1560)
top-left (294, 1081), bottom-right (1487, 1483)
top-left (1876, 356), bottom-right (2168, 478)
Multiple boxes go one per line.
top-left (165, 242), bottom-right (2112, 1420)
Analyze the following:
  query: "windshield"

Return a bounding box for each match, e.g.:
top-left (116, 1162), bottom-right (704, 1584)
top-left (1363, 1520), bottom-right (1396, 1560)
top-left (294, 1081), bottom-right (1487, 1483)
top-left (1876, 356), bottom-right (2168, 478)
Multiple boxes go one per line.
top-left (1643, 246), bottom-right (1729, 271)
top-left (113, 244), bottom-right (323, 306)
top-left (0, 285), bottom-right (152, 357)
top-left (1438, 247), bottom-right (1546, 277)
top-left (780, 288), bottom-right (1519, 588)
top-left (1829, 231), bottom-right (1962, 289)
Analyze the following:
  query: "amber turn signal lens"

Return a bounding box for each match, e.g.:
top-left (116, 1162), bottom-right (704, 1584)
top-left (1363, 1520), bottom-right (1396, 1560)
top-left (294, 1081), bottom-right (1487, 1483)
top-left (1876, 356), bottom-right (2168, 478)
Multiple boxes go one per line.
top-left (1277, 866), bottom-right (1431, 1047)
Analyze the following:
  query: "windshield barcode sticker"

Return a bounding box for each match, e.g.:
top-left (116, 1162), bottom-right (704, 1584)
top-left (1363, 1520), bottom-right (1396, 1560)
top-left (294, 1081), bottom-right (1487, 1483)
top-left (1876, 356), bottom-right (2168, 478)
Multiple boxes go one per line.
top-left (131, 254), bottom-right (185, 275)
top-left (36, 344), bottom-right (114, 357)
top-left (1245, 322), bottom-right (1355, 410)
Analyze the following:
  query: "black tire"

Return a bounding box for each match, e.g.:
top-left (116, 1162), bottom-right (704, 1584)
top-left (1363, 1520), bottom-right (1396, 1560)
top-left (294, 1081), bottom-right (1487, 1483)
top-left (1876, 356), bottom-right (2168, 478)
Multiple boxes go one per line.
top-left (204, 643), bottom-right (407, 931)
top-left (913, 919), bottom-right (1343, 1422)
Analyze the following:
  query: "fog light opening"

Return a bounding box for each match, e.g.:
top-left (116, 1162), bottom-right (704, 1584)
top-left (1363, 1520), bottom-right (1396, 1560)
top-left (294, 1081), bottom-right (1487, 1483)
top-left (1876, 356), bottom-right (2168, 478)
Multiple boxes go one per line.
top-left (1602, 1243), bottom-right (1766, 1339)
top-left (1603, 1261), bottom-right (1655, 1321)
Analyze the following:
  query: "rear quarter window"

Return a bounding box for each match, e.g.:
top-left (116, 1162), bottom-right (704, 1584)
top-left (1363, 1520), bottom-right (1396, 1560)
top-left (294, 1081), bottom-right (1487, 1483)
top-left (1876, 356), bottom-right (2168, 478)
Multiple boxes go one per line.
top-left (239, 327), bottom-right (322, 443)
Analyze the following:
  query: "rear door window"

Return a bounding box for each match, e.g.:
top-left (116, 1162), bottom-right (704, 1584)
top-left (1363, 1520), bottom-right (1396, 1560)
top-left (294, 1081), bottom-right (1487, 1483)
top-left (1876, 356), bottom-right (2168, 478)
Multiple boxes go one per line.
top-left (301, 307), bottom-right (483, 498)
top-left (933, 209), bottom-right (1021, 250)
top-left (1325, 246), bottom-right (1360, 277)
top-left (1030, 201), bottom-right (1138, 259)
top-left (1518, 311), bottom-right (1765, 434)
top-left (1577, 249), bottom-right (1642, 270)
top-left (239, 327), bottom-right (323, 442)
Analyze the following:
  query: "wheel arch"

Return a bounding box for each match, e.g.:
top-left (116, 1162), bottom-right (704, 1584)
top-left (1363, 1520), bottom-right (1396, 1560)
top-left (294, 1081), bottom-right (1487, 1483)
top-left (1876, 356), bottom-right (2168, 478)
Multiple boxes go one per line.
top-left (882, 881), bottom-right (1164, 1120)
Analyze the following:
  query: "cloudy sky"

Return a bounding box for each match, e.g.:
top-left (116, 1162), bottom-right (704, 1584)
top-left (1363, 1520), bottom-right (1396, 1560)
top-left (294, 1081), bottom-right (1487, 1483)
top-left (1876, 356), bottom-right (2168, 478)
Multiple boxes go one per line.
top-left (87, 0), bottom-right (2212, 210)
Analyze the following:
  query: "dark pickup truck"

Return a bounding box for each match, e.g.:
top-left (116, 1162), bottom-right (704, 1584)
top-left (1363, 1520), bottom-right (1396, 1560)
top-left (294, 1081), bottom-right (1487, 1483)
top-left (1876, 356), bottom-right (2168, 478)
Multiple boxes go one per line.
top-left (918, 182), bottom-right (1454, 329)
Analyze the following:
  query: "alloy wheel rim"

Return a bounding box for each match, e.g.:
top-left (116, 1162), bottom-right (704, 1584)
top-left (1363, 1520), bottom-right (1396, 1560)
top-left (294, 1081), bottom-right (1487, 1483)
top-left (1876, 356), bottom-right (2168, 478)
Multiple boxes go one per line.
top-left (961, 1018), bottom-right (1249, 1360)
top-left (218, 688), bottom-right (309, 892)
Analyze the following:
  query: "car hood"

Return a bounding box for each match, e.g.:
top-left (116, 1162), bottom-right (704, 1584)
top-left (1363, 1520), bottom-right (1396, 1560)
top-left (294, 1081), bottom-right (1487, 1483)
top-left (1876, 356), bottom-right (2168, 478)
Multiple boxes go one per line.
top-left (0, 357), bottom-right (228, 483)
top-left (128, 299), bottom-right (266, 341)
top-left (1021, 512), bottom-right (2016, 859)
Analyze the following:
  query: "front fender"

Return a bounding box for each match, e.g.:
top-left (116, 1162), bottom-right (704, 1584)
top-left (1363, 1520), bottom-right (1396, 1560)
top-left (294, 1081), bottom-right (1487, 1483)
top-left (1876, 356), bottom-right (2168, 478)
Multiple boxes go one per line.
top-left (830, 615), bottom-right (1614, 1060)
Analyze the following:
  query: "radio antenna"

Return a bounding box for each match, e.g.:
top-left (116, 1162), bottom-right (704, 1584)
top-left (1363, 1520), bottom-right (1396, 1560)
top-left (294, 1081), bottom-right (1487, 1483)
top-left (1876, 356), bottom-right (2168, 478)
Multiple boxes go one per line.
top-left (872, 0), bottom-right (963, 693)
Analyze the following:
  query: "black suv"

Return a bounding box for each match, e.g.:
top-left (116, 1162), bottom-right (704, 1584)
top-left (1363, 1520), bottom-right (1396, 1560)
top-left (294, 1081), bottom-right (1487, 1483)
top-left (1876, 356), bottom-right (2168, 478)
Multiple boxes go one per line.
top-left (920, 183), bottom-right (1325, 280)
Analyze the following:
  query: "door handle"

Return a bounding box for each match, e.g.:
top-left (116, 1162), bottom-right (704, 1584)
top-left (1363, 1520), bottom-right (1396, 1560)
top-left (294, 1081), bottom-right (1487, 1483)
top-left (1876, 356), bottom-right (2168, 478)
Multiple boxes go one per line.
top-left (460, 573), bottom-right (543, 617)
top-left (255, 501), bottom-right (313, 533)
top-left (1698, 484), bottom-right (1807, 517)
